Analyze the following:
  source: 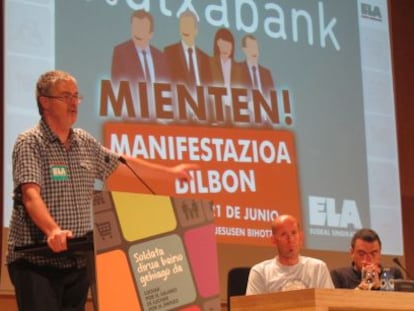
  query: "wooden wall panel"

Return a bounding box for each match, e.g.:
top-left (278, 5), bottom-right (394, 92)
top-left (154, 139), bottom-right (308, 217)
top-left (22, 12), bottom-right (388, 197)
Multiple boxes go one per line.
top-left (390, 0), bottom-right (414, 276)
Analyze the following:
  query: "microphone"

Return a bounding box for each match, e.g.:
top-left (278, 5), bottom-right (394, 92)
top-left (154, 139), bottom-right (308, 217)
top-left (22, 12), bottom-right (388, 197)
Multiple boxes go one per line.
top-left (118, 156), bottom-right (156, 194)
top-left (393, 257), bottom-right (413, 280)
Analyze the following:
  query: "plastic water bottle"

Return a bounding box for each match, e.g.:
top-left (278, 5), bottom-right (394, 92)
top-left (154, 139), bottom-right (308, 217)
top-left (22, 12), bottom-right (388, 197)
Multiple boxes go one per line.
top-left (380, 267), bottom-right (395, 291)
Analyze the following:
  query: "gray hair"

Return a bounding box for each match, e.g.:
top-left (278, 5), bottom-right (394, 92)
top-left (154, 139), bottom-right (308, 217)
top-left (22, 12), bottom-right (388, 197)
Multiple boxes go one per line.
top-left (35, 70), bottom-right (76, 115)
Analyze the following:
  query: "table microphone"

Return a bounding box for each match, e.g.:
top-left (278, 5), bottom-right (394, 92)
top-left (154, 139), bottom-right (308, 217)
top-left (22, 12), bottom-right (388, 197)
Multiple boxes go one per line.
top-left (393, 257), bottom-right (414, 280)
top-left (118, 156), bottom-right (156, 194)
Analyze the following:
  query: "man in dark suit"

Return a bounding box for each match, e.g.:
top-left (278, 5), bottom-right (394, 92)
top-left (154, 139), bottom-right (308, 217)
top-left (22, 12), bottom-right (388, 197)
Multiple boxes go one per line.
top-left (164, 9), bottom-right (211, 90)
top-left (111, 10), bottom-right (169, 84)
top-left (239, 34), bottom-right (275, 97)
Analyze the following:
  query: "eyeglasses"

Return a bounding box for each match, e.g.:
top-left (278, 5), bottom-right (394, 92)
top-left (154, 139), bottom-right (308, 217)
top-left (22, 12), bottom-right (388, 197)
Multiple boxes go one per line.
top-left (42, 94), bottom-right (84, 103)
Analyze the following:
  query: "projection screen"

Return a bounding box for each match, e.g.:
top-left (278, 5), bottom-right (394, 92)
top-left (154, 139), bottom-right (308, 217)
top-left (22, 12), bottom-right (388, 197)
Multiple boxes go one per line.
top-left (4, 0), bottom-right (402, 255)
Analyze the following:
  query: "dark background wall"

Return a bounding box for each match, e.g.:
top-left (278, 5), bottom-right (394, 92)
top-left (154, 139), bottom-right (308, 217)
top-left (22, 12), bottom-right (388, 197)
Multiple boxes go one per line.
top-left (390, 0), bottom-right (414, 276)
top-left (1, 0), bottom-right (4, 268)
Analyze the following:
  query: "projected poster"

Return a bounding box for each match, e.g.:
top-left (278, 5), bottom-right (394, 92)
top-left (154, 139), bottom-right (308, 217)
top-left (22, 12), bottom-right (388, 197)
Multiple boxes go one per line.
top-left (4, 0), bottom-right (402, 254)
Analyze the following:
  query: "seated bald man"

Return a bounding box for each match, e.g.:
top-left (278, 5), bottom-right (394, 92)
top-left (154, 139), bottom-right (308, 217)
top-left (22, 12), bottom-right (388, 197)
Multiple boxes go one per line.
top-left (246, 214), bottom-right (334, 294)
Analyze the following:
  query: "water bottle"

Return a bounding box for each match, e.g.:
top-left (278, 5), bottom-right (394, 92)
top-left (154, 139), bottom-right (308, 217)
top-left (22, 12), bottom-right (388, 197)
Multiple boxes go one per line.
top-left (380, 267), bottom-right (395, 291)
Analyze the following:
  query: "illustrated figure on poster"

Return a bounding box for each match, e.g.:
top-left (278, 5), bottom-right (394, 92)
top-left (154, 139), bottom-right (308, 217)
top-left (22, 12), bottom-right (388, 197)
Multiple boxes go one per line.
top-left (111, 9), bottom-right (169, 85)
top-left (239, 34), bottom-right (276, 126)
top-left (210, 28), bottom-right (243, 88)
top-left (239, 34), bottom-right (275, 97)
top-left (210, 28), bottom-right (243, 125)
top-left (164, 9), bottom-right (211, 90)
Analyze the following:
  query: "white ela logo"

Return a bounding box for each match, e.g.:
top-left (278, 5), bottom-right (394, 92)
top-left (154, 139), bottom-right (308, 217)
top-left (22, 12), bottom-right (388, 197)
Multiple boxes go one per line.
top-left (361, 3), bottom-right (382, 22)
top-left (50, 165), bottom-right (69, 181)
top-left (52, 167), bottom-right (66, 176)
top-left (308, 196), bottom-right (362, 229)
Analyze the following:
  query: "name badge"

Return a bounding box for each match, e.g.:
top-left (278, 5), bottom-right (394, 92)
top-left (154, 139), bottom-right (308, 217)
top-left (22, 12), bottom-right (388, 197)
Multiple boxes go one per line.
top-left (50, 165), bottom-right (69, 181)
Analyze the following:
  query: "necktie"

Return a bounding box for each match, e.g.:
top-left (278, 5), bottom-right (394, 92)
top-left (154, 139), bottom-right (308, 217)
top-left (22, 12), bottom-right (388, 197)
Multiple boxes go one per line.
top-left (187, 48), bottom-right (196, 87)
top-left (142, 50), bottom-right (152, 83)
top-left (252, 65), bottom-right (259, 89)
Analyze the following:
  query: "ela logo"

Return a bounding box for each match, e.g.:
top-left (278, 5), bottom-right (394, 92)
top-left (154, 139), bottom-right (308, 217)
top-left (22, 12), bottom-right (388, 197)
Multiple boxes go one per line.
top-left (308, 196), bottom-right (362, 229)
top-left (50, 165), bottom-right (69, 181)
top-left (361, 3), bottom-right (382, 22)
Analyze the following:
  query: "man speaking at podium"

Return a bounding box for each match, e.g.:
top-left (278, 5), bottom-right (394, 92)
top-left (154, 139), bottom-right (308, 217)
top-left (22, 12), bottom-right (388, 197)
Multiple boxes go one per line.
top-left (6, 70), bottom-right (197, 311)
top-left (246, 214), bottom-right (334, 294)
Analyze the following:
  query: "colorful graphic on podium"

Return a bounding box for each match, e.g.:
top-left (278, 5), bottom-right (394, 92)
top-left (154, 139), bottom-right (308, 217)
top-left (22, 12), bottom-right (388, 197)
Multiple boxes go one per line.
top-left (93, 191), bottom-right (220, 311)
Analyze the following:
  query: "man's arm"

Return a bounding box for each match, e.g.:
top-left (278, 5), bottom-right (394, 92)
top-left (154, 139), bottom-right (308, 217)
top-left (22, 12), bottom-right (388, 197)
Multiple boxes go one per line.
top-left (330, 269), bottom-right (343, 288)
top-left (21, 183), bottom-right (73, 252)
top-left (115, 155), bottom-right (199, 183)
top-left (318, 263), bottom-right (335, 288)
top-left (245, 266), bottom-right (266, 295)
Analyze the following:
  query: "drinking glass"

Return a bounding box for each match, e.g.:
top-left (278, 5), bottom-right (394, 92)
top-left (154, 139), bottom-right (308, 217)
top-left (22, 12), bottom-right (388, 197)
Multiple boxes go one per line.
top-left (361, 267), bottom-right (375, 289)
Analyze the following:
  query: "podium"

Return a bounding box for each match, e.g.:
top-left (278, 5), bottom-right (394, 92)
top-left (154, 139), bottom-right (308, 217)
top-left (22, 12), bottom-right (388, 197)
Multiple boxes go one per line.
top-left (92, 191), bottom-right (220, 311)
top-left (231, 288), bottom-right (414, 311)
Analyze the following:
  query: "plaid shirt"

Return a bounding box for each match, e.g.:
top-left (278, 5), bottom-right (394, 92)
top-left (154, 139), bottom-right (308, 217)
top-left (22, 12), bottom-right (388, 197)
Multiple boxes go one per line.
top-left (7, 119), bottom-right (119, 269)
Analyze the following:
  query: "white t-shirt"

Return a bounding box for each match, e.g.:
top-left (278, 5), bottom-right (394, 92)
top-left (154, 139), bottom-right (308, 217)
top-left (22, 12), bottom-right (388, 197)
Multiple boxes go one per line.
top-left (246, 255), bottom-right (334, 295)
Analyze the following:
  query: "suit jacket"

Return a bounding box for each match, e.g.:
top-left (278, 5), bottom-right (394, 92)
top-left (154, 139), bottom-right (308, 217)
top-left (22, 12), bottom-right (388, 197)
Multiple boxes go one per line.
top-left (164, 42), bottom-right (211, 87)
top-left (209, 56), bottom-right (244, 88)
top-left (239, 61), bottom-right (275, 97)
top-left (111, 39), bottom-right (169, 84)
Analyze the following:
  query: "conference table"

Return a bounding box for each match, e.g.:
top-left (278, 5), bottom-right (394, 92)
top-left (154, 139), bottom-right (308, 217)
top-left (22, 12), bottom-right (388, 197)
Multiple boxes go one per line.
top-left (231, 288), bottom-right (414, 311)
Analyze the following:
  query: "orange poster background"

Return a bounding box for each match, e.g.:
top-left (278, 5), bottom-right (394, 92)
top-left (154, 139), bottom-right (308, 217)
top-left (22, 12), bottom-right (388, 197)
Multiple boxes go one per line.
top-left (105, 123), bottom-right (301, 247)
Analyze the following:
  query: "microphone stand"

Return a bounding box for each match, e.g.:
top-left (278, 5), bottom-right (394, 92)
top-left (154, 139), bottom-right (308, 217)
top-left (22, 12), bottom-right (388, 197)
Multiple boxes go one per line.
top-left (118, 156), bottom-right (156, 194)
top-left (393, 257), bottom-right (414, 280)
